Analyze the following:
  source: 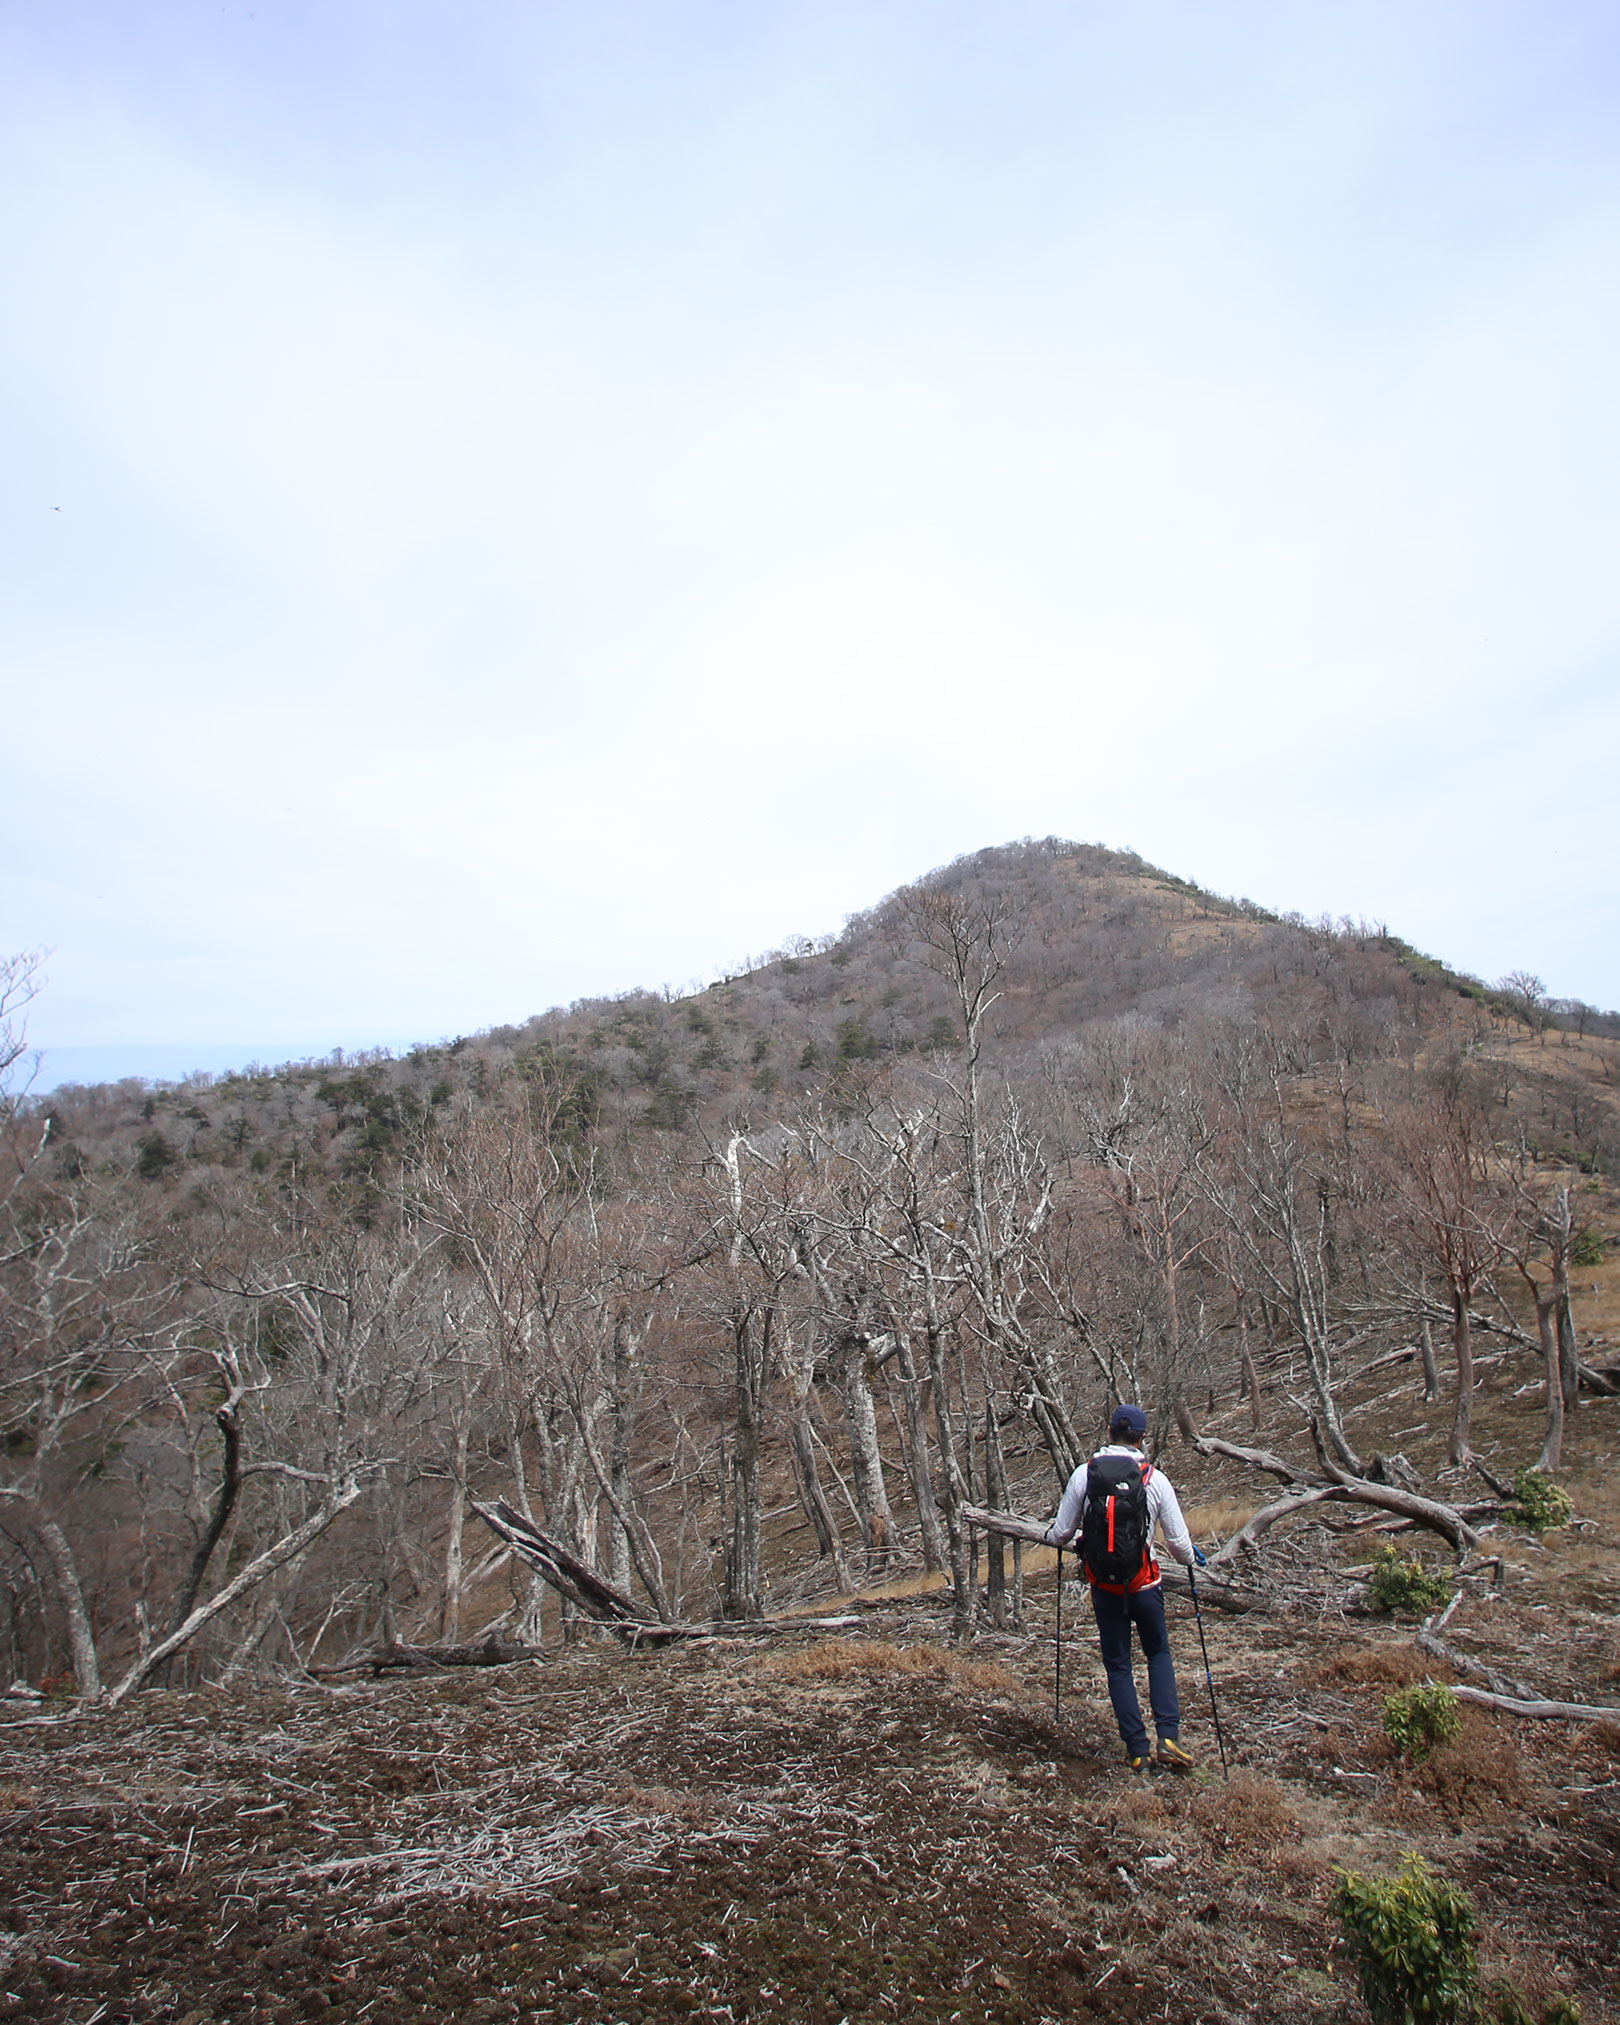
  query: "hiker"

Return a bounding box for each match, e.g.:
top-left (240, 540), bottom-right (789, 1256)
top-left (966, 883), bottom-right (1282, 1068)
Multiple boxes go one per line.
top-left (1044, 1403), bottom-right (1208, 1772)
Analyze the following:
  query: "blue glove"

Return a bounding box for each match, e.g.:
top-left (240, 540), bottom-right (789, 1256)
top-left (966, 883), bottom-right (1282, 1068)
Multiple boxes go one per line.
top-left (1192, 1545), bottom-right (1208, 1568)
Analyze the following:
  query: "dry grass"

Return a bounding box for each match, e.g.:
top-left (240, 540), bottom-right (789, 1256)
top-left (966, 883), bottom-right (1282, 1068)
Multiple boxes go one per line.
top-left (1093, 1783), bottom-right (1174, 1832)
top-left (1305, 1641), bottom-right (1432, 1689)
top-left (1373, 1707), bottom-right (1530, 1821)
top-left (1182, 1499), bottom-right (1261, 1541)
top-left (613, 1782), bottom-right (708, 1821)
top-left (1188, 1772), bottom-right (1297, 1849)
top-left (760, 1637), bottom-right (1020, 1696)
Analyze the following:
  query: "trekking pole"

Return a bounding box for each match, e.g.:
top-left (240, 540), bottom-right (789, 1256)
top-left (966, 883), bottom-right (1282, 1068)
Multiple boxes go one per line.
top-left (1187, 1565), bottom-right (1229, 1780)
top-left (1053, 1546), bottom-right (1062, 1722)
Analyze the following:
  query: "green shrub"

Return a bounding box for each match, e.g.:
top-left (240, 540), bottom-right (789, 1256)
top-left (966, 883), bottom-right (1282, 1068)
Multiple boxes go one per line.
top-left (1485, 1988), bottom-right (1586, 2025)
top-left (1570, 1227), bottom-right (1604, 1268)
top-left (1367, 1544), bottom-right (1454, 1615)
top-left (1508, 1467), bottom-right (1574, 1534)
top-left (1484, 1980), bottom-right (1535, 2025)
top-left (1383, 1682), bottom-right (1462, 1760)
top-left (1334, 1853), bottom-right (1477, 2024)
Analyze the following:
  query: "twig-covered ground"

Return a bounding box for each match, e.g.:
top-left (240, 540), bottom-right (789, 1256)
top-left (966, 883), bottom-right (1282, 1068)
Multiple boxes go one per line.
top-left (2, 1563), bottom-right (1616, 2025)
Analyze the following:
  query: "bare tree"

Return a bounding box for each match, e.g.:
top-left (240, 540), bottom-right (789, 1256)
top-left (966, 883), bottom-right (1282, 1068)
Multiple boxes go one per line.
top-left (1196, 1032), bottom-right (1367, 1472)
top-left (0, 951), bottom-right (45, 1121)
top-left (1504, 1165), bottom-right (1578, 1470)
top-left (1384, 1095), bottom-right (1514, 1466)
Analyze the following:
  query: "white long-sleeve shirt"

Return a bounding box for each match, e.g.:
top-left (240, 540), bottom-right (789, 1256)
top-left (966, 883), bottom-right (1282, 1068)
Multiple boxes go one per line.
top-left (1045, 1444), bottom-right (1196, 1584)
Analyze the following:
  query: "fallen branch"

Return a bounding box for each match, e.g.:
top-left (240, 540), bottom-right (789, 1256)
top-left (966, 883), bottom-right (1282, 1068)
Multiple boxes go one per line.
top-left (957, 1503), bottom-right (1257, 1612)
top-left (1452, 1685), bottom-right (1620, 1723)
top-left (349, 1636), bottom-right (547, 1675)
top-left (1209, 1486), bottom-right (1343, 1563)
top-left (472, 1499), bottom-right (674, 1640)
top-left (1308, 1421), bottom-right (1479, 1554)
top-left (1471, 1458), bottom-right (1513, 1499)
top-left (1579, 1361), bottom-right (1620, 1398)
top-left (1318, 1473), bottom-right (1478, 1555)
top-left (1195, 1427), bottom-right (1479, 1558)
top-left (1415, 1628), bottom-right (1537, 1702)
top-left (1191, 1437), bottom-right (1326, 1487)
top-left (106, 1476), bottom-right (365, 1706)
top-left (473, 1501), bottom-right (867, 1642)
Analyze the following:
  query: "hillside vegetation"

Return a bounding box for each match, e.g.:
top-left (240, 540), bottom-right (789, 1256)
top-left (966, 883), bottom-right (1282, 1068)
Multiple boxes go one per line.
top-left (4, 838), bottom-right (1618, 1683)
top-left (4, 838), bottom-right (1620, 2020)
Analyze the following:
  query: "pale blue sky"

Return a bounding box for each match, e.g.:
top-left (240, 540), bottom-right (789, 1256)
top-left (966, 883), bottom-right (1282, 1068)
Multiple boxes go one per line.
top-left (5, 2), bottom-right (1619, 1087)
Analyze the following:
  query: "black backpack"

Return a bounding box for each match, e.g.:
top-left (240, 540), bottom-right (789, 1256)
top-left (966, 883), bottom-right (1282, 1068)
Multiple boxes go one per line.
top-left (1079, 1452), bottom-right (1153, 1589)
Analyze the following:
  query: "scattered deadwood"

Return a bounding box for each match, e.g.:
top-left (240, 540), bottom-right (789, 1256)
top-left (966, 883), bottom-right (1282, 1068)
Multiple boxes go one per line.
top-left (1579, 1361), bottom-right (1620, 1397)
top-left (1415, 1627), bottom-right (1539, 1702)
top-left (1209, 1486), bottom-right (1343, 1564)
top-left (1191, 1431), bottom-right (1480, 1557)
top-left (957, 1502), bottom-right (1257, 1613)
top-left (1452, 1684), bottom-right (1620, 1722)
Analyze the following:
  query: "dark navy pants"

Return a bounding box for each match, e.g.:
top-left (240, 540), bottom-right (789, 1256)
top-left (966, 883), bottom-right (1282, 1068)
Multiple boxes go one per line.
top-left (1090, 1580), bottom-right (1180, 1756)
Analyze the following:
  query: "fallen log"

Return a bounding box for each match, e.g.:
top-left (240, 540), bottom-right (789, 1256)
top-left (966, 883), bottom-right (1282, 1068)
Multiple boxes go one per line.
top-left (1191, 1436), bottom-right (1326, 1487)
top-left (1193, 1427), bottom-right (1479, 1557)
top-left (1316, 1471), bottom-right (1479, 1555)
top-left (372, 1636), bottom-right (547, 1672)
top-left (1307, 1421), bottom-right (1480, 1554)
top-left (471, 1498), bottom-right (684, 1641)
top-left (1209, 1486), bottom-right (1343, 1563)
top-left (473, 1501), bottom-right (874, 1643)
top-left (1579, 1361), bottom-right (1620, 1397)
top-left (1452, 1685), bottom-right (1620, 1723)
top-left (1156, 1566), bottom-right (1257, 1614)
top-left (958, 1501), bottom-right (1046, 1547)
top-left (1414, 1628), bottom-right (1538, 1703)
top-left (957, 1502), bottom-right (1258, 1612)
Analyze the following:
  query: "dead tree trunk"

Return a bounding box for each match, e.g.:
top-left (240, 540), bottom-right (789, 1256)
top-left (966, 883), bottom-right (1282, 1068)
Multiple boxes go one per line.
top-left (33, 1511), bottom-right (102, 1701)
top-left (1417, 1311), bottom-right (1439, 1402)
top-left (1448, 1284), bottom-right (1475, 1464)
top-left (163, 1396), bottom-right (244, 1678)
top-left (928, 1320), bottom-right (973, 1640)
top-left (894, 1331), bottom-right (947, 1571)
top-left (725, 1312), bottom-right (766, 1620)
top-left (1535, 1281), bottom-right (1565, 1471)
top-left (841, 1332), bottom-right (892, 1567)
top-left (984, 1401), bottom-right (1008, 1629)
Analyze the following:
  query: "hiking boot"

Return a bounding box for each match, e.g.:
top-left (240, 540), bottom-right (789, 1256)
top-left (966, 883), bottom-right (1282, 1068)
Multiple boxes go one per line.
top-left (1156, 1737), bottom-right (1195, 1774)
top-left (1126, 1752), bottom-right (1153, 1774)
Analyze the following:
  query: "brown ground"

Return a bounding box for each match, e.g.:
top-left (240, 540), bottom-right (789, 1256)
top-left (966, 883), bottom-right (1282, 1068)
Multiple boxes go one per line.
top-left (1, 1590), bottom-right (1615, 2023)
top-left (4, 1254), bottom-right (1619, 2025)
